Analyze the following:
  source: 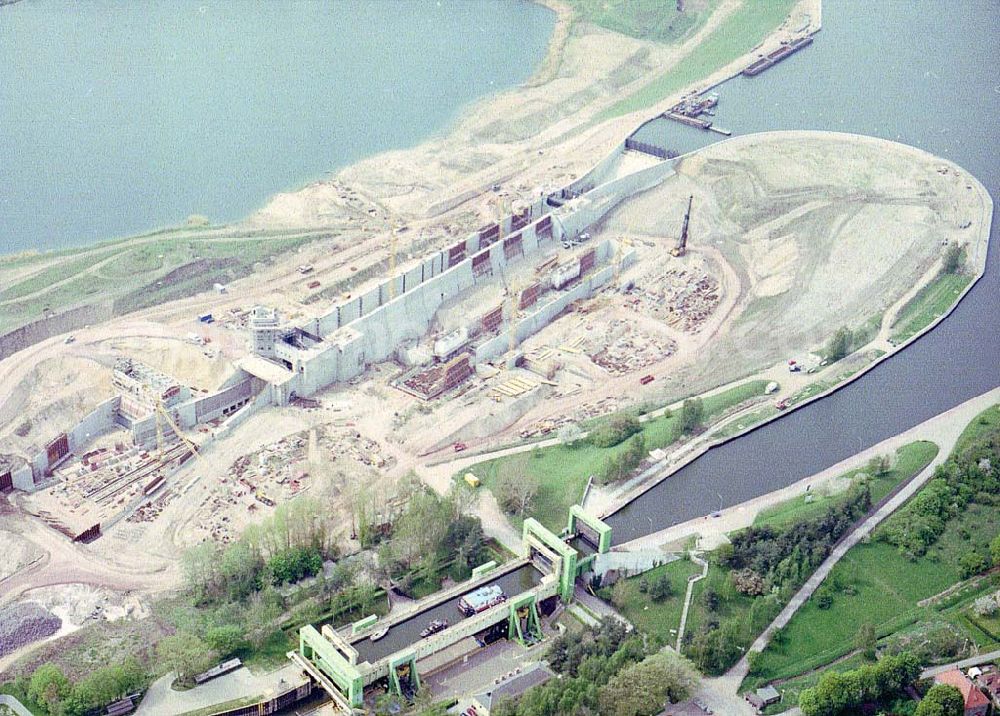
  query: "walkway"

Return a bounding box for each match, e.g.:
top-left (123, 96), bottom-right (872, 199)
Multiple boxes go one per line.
top-left (719, 387), bottom-right (1000, 693)
top-left (676, 553), bottom-right (709, 651)
top-left (0, 694), bottom-right (33, 716)
top-left (135, 664), bottom-right (301, 716)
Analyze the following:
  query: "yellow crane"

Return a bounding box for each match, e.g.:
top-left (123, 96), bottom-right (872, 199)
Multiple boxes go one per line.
top-left (388, 227), bottom-right (398, 301)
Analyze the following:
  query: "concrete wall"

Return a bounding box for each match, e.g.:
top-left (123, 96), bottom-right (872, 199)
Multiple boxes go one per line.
top-left (0, 301), bottom-right (114, 361)
top-left (563, 142), bottom-right (626, 197)
top-left (12, 463), bottom-right (34, 491)
top-left (471, 242), bottom-right (631, 365)
top-left (67, 396), bottom-right (121, 453)
top-left (591, 551), bottom-right (680, 579)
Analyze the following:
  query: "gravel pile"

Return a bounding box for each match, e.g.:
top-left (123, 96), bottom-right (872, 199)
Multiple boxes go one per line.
top-left (0, 602), bottom-right (61, 657)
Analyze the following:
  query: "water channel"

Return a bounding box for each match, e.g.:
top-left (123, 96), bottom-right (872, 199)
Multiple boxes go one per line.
top-left (608, 0), bottom-right (1000, 542)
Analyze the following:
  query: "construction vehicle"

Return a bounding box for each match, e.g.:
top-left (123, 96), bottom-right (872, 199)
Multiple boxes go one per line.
top-left (671, 195), bottom-right (693, 257)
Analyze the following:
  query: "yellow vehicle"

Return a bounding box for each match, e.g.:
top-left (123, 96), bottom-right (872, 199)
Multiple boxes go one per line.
top-left (464, 472), bottom-right (480, 488)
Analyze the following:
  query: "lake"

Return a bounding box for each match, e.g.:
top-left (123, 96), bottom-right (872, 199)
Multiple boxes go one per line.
top-left (0, 0), bottom-right (554, 253)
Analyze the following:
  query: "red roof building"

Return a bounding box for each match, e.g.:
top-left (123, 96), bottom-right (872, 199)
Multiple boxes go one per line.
top-left (933, 669), bottom-right (990, 716)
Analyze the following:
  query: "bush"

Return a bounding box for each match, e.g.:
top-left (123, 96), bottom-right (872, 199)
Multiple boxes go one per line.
top-left (941, 242), bottom-right (966, 275)
top-left (679, 398), bottom-right (705, 435)
top-left (826, 326), bottom-right (854, 362)
top-left (649, 574), bottom-right (674, 602)
top-left (590, 413), bottom-right (642, 448)
top-left (958, 551), bottom-right (989, 578)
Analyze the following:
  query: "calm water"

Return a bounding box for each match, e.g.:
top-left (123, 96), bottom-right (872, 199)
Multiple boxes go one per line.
top-left (0, 0), bottom-right (554, 253)
top-left (608, 0), bottom-right (1000, 541)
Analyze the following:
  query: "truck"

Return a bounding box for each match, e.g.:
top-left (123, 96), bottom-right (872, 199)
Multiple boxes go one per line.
top-left (198, 312), bottom-right (214, 324)
top-left (458, 584), bottom-right (506, 616)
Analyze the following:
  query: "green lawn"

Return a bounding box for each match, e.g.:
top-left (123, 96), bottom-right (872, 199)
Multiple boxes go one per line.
top-left (604, 558), bottom-right (703, 641)
top-left (715, 405), bottom-right (779, 439)
top-left (597, 0), bottom-right (798, 120)
top-left (0, 232), bottom-right (328, 334)
top-left (954, 403), bottom-right (1000, 455)
top-left (753, 441), bottom-right (939, 530)
top-left (747, 493), bottom-right (1000, 690)
top-left (567, 0), bottom-right (721, 44)
top-left (890, 273), bottom-right (972, 343)
top-left (466, 380), bottom-right (769, 531)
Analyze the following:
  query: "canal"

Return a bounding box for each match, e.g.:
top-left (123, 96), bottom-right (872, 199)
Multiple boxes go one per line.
top-left (606, 0), bottom-right (1000, 543)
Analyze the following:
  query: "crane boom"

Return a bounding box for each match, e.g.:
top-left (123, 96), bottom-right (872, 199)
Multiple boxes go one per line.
top-left (671, 195), bottom-right (693, 257)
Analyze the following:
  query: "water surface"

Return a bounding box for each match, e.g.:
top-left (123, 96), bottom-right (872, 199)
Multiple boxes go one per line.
top-left (0, 0), bottom-right (554, 253)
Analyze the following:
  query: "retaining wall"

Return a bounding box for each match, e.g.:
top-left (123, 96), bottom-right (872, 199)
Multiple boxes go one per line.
top-left (0, 300), bottom-right (114, 361)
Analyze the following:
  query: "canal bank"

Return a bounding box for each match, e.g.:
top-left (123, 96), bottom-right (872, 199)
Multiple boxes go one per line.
top-left (588, 0), bottom-right (1000, 544)
top-left (598, 129), bottom-right (993, 534)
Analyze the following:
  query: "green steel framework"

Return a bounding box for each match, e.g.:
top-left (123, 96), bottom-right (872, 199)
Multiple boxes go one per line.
top-left (389, 652), bottom-right (420, 698)
top-left (507, 593), bottom-right (542, 645)
top-left (296, 505), bottom-right (614, 705)
top-left (522, 517), bottom-right (577, 600)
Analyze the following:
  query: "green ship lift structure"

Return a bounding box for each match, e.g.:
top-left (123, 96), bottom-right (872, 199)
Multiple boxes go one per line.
top-left (289, 504), bottom-right (612, 711)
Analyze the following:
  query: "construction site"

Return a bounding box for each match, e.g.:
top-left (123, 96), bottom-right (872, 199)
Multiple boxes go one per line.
top-left (0, 126), bottom-right (983, 549)
top-left (0, 118), bottom-right (987, 714)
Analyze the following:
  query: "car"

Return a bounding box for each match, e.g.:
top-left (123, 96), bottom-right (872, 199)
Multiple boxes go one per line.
top-left (63, 335), bottom-right (76, 344)
top-left (453, 442), bottom-right (467, 453)
top-left (775, 399), bottom-right (789, 410)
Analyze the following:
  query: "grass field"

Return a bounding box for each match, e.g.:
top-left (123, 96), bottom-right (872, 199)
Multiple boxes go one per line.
top-left (954, 403), bottom-right (1000, 455)
top-left (0, 232), bottom-right (326, 334)
top-left (465, 380), bottom-right (769, 531)
top-left (603, 558), bottom-right (703, 641)
top-left (746, 414), bottom-right (1000, 696)
top-left (889, 273), bottom-right (972, 344)
top-left (752, 441), bottom-right (939, 530)
top-left (597, 0), bottom-right (798, 120)
top-left (567, 0), bottom-right (721, 44)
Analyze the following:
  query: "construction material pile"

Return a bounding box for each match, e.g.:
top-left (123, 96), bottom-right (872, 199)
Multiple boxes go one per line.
top-left (587, 320), bottom-right (676, 375)
top-left (627, 267), bottom-right (720, 333)
top-left (399, 354), bottom-right (472, 400)
top-left (0, 602), bottom-right (61, 658)
top-left (518, 395), bottom-right (625, 438)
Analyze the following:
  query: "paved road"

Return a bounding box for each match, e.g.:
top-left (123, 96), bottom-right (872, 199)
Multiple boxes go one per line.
top-left (921, 649), bottom-right (1000, 679)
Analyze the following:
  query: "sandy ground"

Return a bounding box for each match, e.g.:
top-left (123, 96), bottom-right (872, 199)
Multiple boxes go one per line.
top-left (0, 1), bottom-right (991, 679)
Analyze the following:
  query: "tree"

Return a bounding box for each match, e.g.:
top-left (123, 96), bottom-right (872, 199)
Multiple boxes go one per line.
top-left (679, 398), bottom-right (704, 435)
top-left (941, 242), bottom-right (966, 275)
top-left (732, 568), bottom-right (767, 596)
top-left (558, 422), bottom-right (584, 447)
top-left (648, 574), bottom-right (673, 602)
top-left (915, 684), bottom-right (964, 716)
top-left (494, 463), bottom-right (539, 516)
top-left (156, 632), bottom-right (216, 684)
top-left (28, 664), bottom-right (72, 713)
top-left (973, 593), bottom-right (998, 617)
top-left (867, 454), bottom-right (891, 477)
top-left (826, 326), bottom-right (853, 362)
top-left (590, 412), bottom-right (642, 448)
top-left (597, 651), bottom-right (698, 716)
top-left (72, 659), bottom-right (146, 712)
top-left (856, 622), bottom-right (877, 660)
top-left (990, 534), bottom-right (1000, 566)
top-left (205, 624), bottom-right (248, 657)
